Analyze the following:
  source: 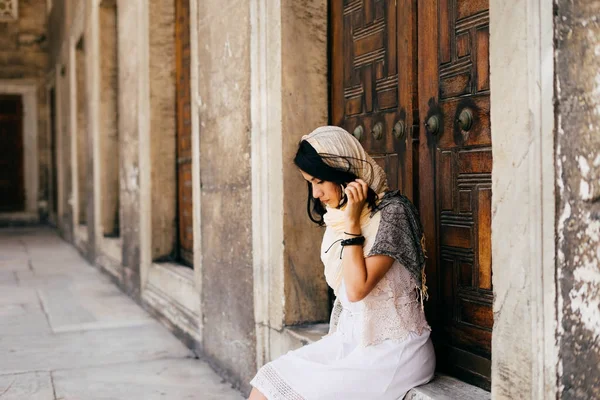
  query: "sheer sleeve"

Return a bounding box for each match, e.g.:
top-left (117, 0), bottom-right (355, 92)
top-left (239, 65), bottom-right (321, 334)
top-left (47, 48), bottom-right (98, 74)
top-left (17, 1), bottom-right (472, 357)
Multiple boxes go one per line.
top-left (366, 199), bottom-right (424, 270)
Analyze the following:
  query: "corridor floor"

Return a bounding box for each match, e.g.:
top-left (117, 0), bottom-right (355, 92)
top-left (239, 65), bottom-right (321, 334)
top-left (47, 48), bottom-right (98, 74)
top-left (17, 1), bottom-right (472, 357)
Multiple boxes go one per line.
top-left (0, 227), bottom-right (244, 400)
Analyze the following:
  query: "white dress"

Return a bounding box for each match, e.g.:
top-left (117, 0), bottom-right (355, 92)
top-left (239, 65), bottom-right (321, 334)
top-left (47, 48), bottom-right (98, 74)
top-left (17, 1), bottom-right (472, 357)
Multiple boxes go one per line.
top-left (250, 276), bottom-right (436, 400)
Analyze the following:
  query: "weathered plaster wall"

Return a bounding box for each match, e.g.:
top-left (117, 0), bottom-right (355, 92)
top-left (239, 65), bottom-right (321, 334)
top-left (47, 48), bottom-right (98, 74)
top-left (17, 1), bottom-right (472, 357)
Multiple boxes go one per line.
top-left (0, 0), bottom-right (48, 218)
top-left (281, 0), bottom-right (329, 325)
top-left (197, 0), bottom-right (256, 391)
top-left (555, 1), bottom-right (600, 397)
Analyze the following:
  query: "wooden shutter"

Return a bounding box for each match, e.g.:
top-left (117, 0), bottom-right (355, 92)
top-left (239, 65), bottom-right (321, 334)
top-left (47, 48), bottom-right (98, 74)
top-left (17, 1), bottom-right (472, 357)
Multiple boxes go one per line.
top-left (0, 95), bottom-right (24, 212)
top-left (176, 0), bottom-right (193, 266)
top-left (418, 0), bottom-right (492, 389)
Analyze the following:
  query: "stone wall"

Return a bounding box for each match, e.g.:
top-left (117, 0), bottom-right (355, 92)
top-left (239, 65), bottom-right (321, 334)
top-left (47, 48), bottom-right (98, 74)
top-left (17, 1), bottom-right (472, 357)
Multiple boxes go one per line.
top-left (148, 0), bottom-right (177, 261)
top-left (281, 0), bottom-right (330, 326)
top-left (0, 0), bottom-right (47, 80)
top-left (98, 2), bottom-right (119, 237)
top-left (555, 1), bottom-right (600, 397)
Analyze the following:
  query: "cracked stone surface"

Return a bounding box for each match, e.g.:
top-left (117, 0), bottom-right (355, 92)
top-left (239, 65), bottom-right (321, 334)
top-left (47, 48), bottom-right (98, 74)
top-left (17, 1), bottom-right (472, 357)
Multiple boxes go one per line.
top-left (0, 227), bottom-right (244, 400)
top-left (555, 0), bottom-right (600, 397)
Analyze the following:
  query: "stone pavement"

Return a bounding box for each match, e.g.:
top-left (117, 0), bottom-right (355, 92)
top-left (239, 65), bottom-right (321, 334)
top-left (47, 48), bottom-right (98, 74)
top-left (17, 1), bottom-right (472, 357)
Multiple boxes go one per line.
top-left (0, 227), bottom-right (245, 400)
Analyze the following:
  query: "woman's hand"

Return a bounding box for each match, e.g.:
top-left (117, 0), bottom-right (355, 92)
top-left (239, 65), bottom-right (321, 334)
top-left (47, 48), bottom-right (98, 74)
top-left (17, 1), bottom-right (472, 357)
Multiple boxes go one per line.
top-left (344, 179), bottom-right (369, 231)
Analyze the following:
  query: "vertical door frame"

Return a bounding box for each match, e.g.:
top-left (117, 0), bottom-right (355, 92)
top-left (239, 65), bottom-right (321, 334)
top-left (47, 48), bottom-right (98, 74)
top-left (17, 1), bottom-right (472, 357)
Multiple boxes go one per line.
top-left (0, 80), bottom-right (39, 218)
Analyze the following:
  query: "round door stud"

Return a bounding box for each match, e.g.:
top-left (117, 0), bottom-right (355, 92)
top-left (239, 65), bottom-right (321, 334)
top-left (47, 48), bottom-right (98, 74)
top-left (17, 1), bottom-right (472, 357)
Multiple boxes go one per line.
top-left (457, 108), bottom-right (473, 131)
top-left (371, 122), bottom-right (384, 140)
top-left (393, 121), bottom-right (406, 140)
top-left (353, 125), bottom-right (364, 141)
top-left (425, 115), bottom-right (440, 135)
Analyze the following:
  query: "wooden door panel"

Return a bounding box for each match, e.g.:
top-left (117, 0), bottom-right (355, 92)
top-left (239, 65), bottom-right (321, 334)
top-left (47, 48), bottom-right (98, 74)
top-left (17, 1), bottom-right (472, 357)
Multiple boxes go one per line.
top-left (332, 0), bottom-right (418, 199)
top-left (176, 0), bottom-right (193, 266)
top-left (431, 98), bottom-right (490, 148)
top-left (419, 0), bottom-right (492, 389)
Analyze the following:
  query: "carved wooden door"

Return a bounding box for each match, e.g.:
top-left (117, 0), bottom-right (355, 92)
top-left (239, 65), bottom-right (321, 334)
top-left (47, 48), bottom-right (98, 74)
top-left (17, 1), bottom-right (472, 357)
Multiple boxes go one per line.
top-left (331, 0), bottom-right (418, 199)
top-left (331, 0), bottom-right (493, 390)
top-left (176, 0), bottom-right (193, 266)
top-left (0, 95), bottom-right (24, 212)
top-left (418, 0), bottom-right (492, 389)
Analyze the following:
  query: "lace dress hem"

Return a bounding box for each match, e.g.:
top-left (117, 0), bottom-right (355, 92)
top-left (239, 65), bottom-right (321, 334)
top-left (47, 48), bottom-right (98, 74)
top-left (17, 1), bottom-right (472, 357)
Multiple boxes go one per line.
top-left (250, 363), bottom-right (306, 400)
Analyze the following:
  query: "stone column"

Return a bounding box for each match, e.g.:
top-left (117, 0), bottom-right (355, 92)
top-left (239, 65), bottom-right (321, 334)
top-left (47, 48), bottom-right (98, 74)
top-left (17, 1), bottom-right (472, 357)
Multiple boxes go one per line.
top-left (117, 0), bottom-right (145, 297)
top-left (555, 1), bottom-right (600, 397)
top-left (490, 0), bottom-right (557, 398)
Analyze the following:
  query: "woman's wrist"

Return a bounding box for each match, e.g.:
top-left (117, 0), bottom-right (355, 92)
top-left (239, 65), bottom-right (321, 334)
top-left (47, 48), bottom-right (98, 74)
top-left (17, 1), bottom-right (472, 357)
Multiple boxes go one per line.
top-left (344, 222), bottom-right (361, 236)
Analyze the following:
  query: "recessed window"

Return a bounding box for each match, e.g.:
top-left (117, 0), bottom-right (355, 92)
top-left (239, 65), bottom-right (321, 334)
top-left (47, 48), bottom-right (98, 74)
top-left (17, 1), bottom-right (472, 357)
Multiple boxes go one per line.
top-left (0, 0), bottom-right (18, 21)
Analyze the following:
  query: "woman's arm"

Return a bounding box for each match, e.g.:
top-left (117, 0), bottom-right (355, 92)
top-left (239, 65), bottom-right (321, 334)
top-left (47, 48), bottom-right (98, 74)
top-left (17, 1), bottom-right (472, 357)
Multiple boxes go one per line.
top-left (342, 179), bottom-right (395, 302)
top-left (341, 232), bottom-right (394, 302)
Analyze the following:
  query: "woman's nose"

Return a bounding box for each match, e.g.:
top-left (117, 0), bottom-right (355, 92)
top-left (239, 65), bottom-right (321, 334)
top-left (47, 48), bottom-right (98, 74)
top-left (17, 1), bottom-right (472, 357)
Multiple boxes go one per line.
top-left (312, 186), bottom-right (323, 199)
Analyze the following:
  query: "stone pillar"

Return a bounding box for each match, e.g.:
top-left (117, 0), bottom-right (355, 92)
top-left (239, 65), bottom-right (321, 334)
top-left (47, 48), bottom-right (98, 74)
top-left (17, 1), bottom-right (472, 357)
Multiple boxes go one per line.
top-left (555, 1), bottom-right (600, 397)
top-left (117, 0), bottom-right (144, 297)
top-left (490, 0), bottom-right (557, 398)
top-left (195, 0), bottom-right (256, 390)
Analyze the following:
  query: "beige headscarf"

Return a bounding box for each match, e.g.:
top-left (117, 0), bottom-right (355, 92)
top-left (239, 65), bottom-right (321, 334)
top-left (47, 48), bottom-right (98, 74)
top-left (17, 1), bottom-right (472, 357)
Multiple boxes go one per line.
top-left (301, 126), bottom-right (389, 200)
top-left (301, 126), bottom-right (389, 293)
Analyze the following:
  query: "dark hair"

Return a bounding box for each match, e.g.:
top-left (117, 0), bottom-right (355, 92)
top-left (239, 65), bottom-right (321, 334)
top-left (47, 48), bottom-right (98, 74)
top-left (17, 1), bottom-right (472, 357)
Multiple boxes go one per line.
top-left (293, 140), bottom-right (378, 226)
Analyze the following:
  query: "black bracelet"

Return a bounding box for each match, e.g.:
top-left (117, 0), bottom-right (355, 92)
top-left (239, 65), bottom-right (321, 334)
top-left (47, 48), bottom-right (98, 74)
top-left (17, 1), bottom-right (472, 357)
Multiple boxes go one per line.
top-left (340, 236), bottom-right (365, 247)
top-left (343, 231), bottom-right (362, 237)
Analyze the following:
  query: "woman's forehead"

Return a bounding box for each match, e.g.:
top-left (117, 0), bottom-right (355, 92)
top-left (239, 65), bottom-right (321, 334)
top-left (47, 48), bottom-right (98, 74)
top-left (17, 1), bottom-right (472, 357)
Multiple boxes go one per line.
top-left (299, 170), bottom-right (316, 181)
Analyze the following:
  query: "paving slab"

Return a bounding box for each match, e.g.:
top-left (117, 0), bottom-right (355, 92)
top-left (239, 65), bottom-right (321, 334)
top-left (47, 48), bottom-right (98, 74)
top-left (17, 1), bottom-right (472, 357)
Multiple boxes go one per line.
top-left (0, 228), bottom-right (245, 399)
top-left (0, 372), bottom-right (54, 400)
top-left (0, 324), bottom-right (193, 375)
top-left (36, 272), bottom-right (153, 333)
top-left (0, 283), bottom-right (39, 307)
top-left (0, 300), bottom-right (52, 336)
top-left (53, 358), bottom-right (245, 400)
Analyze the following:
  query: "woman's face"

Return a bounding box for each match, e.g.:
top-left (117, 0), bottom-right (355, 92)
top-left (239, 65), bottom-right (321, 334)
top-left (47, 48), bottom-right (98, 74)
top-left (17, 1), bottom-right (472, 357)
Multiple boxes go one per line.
top-left (300, 170), bottom-right (342, 208)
